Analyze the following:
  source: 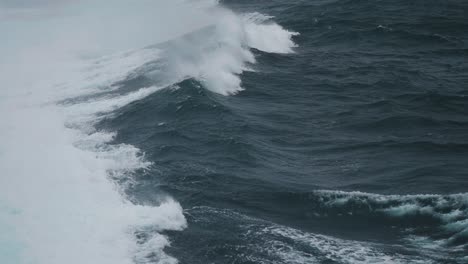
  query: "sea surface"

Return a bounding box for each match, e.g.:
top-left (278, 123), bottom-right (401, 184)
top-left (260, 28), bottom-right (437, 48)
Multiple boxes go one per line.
top-left (0, 0), bottom-right (467, 263)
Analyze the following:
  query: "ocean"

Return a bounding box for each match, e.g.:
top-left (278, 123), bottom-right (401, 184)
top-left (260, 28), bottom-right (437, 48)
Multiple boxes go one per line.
top-left (0, 0), bottom-right (467, 263)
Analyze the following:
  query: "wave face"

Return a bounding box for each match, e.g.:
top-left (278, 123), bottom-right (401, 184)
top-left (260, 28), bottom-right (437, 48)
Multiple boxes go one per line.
top-left (1, 0), bottom-right (468, 263)
top-left (0, 0), bottom-right (298, 264)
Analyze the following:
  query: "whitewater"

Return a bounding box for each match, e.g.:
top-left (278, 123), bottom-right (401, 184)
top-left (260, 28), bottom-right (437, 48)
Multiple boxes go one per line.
top-left (0, 1), bottom-right (298, 263)
top-left (2, 1), bottom-right (466, 263)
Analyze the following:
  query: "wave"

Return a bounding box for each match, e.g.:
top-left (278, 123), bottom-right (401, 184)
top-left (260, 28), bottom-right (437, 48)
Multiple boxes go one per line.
top-left (307, 191), bottom-right (468, 249)
top-left (180, 191), bottom-right (467, 263)
top-left (232, 189), bottom-right (468, 261)
top-left (149, 10), bottom-right (298, 95)
top-left (0, 1), bottom-right (297, 263)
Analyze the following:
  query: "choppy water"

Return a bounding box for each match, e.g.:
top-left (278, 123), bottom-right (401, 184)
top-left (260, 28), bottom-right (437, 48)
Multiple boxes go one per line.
top-left (1, 0), bottom-right (467, 263)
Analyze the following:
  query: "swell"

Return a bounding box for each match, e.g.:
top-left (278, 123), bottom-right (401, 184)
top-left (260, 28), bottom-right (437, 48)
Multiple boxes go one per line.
top-left (250, 189), bottom-right (468, 257)
top-left (308, 190), bottom-right (468, 256)
top-left (0, 1), bottom-right (298, 263)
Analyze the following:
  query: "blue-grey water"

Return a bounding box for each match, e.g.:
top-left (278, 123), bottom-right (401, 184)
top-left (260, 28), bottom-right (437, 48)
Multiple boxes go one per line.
top-left (1, 0), bottom-right (467, 263)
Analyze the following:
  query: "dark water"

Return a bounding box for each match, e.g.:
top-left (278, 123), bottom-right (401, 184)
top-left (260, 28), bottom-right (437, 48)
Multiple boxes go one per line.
top-left (100, 0), bottom-right (468, 263)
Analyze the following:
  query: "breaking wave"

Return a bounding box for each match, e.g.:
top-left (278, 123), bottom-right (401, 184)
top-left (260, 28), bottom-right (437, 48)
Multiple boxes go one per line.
top-left (0, 1), bottom-right (298, 263)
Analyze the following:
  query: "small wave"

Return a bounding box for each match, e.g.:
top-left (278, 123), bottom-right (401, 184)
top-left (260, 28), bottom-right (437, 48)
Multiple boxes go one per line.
top-left (310, 191), bottom-right (468, 247)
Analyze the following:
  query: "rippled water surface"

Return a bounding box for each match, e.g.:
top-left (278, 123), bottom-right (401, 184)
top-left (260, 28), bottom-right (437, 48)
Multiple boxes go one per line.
top-left (1, 0), bottom-right (467, 263)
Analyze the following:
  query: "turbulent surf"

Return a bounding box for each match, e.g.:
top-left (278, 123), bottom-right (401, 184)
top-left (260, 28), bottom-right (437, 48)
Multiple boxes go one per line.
top-left (0, 0), bottom-right (467, 263)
